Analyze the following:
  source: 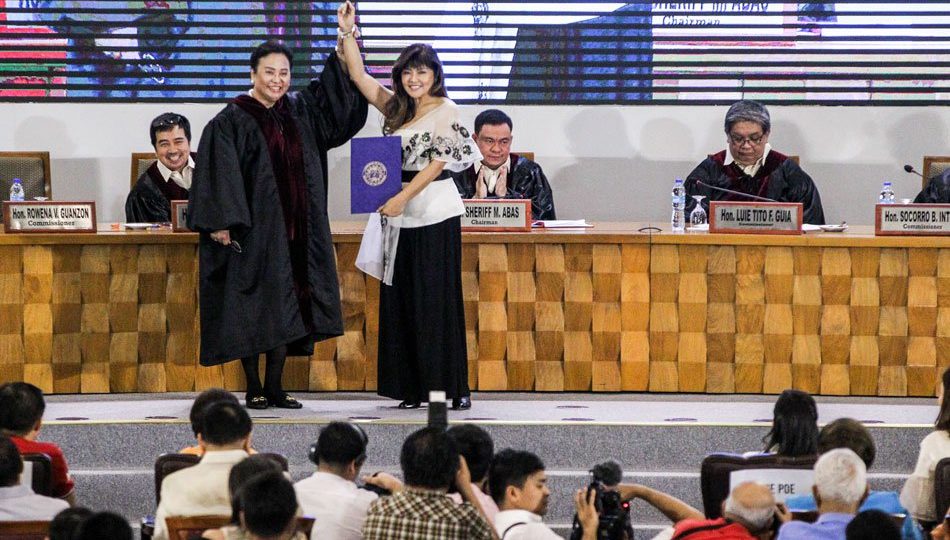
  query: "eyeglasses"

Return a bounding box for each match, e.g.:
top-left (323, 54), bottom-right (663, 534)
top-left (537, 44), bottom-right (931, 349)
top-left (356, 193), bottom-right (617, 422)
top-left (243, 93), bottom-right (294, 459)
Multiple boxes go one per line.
top-left (728, 132), bottom-right (765, 146)
top-left (151, 115), bottom-right (185, 129)
top-left (478, 137), bottom-right (512, 147)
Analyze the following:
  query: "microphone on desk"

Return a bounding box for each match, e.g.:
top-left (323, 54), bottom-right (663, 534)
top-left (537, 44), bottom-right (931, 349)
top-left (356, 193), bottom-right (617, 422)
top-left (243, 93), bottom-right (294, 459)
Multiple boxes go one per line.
top-left (904, 164), bottom-right (924, 179)
top-left (695, 180), bottom-right (777, 203)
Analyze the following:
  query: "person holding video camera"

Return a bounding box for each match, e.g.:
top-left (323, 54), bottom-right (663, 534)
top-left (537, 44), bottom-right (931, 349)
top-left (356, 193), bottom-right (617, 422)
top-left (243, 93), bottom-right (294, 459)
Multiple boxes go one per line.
top-left (490, 449), bottom-right (599, 539)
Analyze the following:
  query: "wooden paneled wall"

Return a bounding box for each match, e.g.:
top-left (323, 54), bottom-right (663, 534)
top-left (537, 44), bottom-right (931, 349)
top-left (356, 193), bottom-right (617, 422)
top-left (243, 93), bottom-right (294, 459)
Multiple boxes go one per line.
top-left (0, 228), bottom-right (947, 396)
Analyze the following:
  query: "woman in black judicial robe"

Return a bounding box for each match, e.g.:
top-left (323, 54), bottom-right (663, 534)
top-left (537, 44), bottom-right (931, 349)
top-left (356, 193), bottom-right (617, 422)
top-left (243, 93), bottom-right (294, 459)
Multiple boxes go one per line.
top-left (337, 2), bottom-right (480, 410)
top-left (187, 40), bottom-right (367, 409)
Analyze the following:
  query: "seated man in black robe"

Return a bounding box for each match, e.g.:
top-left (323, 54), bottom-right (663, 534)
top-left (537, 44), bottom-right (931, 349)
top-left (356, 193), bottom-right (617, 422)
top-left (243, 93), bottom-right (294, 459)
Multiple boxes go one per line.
top-left (125, 112), bottom-right (194, 223)
top-left (685, 100), bottom-right (826, 225)
top-left (915, 168), bottom-right (950, 203)
top-left (451, 109), bottom-right (557, 220)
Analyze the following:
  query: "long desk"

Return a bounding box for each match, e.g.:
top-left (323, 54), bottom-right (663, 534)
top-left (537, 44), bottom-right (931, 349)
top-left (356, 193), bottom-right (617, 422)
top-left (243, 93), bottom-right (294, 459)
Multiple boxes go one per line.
top-left (0, 223), bottom-right (946, 396)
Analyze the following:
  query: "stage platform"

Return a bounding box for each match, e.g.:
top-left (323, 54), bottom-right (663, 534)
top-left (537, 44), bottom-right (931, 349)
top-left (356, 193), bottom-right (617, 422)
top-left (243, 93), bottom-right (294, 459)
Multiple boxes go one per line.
top-left (43, 392), bottom-right (934, 538)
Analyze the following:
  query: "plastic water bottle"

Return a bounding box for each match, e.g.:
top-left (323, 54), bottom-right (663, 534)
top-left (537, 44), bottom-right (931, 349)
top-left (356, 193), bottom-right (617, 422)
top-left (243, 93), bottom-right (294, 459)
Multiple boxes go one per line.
top-left (8, 178), bottom-right (24, 202)
top-left (671, 178), bottom-right (686, 232)
top-left (878, 181), bottom-right (895, 204)
top-left (427, 390), bottom-right (447, 429)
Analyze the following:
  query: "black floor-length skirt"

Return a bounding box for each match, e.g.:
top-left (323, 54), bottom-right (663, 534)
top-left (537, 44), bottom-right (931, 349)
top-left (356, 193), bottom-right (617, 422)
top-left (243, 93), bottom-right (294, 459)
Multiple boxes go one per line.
top-left (377, 216), bottom-right (469, 401)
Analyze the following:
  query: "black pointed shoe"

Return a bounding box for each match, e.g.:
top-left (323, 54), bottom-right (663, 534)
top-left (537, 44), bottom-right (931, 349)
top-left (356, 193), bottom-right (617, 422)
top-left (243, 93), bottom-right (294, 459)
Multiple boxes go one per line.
top-left (451, 396), bottom-right (472, 410)
top-left (397, 400), bottom-right (421, 409)
top-left (245, 393), bottom-right (269, 410)
top-left (267, 392), bottom-right (303, 409)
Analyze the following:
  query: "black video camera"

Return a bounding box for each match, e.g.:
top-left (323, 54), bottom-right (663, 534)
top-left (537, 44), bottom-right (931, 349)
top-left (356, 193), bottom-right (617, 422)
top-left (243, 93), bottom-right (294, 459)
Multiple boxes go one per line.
top-left (569, 461), bottom-right (633, 540)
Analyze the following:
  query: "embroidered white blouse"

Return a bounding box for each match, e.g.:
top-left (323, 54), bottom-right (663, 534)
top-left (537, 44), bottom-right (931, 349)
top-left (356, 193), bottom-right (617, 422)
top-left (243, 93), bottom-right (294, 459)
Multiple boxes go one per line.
top-left (392, 99), bottom-right (481, 228)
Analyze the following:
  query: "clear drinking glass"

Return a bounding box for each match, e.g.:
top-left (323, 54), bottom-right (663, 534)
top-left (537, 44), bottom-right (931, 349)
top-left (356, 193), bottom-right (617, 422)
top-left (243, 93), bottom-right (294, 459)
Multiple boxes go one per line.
top-left (689, 195), bottom-right (707, 227)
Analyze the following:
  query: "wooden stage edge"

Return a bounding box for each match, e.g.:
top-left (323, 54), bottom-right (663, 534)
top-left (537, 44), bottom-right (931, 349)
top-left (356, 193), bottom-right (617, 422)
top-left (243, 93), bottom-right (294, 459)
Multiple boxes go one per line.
top-left (1, 222), bottom-right (948, 397)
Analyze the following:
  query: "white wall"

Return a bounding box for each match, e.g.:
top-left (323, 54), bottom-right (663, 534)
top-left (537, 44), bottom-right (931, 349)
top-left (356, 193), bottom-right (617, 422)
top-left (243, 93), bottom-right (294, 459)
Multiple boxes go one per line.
top-left (2, 103), bottom-right (947, 225)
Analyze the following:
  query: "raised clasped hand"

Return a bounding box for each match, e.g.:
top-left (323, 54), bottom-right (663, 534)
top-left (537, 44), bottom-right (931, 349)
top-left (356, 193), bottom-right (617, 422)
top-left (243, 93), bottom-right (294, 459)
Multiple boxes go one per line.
top-left (337, 1), bottom-right (355, 32)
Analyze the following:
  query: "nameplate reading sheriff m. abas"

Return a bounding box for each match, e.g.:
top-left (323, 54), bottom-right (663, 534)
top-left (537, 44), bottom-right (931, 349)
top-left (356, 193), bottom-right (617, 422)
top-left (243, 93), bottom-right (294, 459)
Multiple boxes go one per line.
top-left (709, 201), bottom-right (803, 235)
top-left (875, 203), bottom-right (950, 236)
top-left (3, 201), bottom-right (97, 233)
top-left (461, 199), bottom-right (531, 232)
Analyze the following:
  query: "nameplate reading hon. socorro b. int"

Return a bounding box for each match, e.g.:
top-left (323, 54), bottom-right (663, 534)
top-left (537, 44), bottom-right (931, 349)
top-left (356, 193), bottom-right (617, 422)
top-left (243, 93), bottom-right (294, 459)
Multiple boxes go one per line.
top-left (3, 201), bottom-right (97, 233)
top-left (709, 201), bottom-right (803, 235)
top-left (461, 199), bottom-right (532, 232)
top-left (876, 203), bottom-right (950, 236)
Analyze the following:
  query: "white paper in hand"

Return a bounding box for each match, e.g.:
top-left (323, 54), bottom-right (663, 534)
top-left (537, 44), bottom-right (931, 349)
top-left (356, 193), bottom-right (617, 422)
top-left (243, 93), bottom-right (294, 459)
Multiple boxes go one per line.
top-left (356, 213), bottom-right (401, 285)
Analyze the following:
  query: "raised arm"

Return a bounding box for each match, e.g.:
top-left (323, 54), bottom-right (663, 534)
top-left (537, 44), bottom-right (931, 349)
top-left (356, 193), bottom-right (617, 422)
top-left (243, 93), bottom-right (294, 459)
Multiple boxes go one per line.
top-left (337, 1), bottom-right (392, 113)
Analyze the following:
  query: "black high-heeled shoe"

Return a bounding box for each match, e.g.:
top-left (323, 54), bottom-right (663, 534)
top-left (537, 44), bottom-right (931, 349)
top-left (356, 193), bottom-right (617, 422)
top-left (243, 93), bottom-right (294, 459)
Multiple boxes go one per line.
top-left (451, 396), bottom-right (471, 410)
top-left (266, 392), bottom-right (303, 409)
top-left (397, 400), bottom-right (421, 409)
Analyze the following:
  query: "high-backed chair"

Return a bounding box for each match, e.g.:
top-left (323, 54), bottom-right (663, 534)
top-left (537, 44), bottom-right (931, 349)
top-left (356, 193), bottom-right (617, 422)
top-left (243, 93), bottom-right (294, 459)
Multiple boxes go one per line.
top-left (700, 453), bottom-right (817, 519)
top-left (923, 156), bottom-right (950, 190)
top-left (0, 520), bottom-right (50, 540)
top-left (21, 453), bottom-right (53, 497)
top-left (934, 457), bottom-right (950, 522)
top-left (131, 152), bottom-right (158, 188)
top-left (0, 152), bottom-right (51, 200)
top-left (165, 515), bottom-right (314, 540)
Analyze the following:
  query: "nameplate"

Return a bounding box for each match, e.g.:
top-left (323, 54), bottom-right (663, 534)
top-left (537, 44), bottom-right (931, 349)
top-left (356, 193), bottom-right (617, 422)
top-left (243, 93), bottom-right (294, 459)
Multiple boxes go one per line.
top-left (730, 469), bottom-right (814, 502)
top-left (709, 202), bottom-right (803, 235)
top-left (461, 199), bottom-right (532, 232)
top-left (875, 204), bottom-right (950, 236)
top-left (171, 200), bottom-right (190, 232)
top-left (3, 201), bottom-right (97, 233)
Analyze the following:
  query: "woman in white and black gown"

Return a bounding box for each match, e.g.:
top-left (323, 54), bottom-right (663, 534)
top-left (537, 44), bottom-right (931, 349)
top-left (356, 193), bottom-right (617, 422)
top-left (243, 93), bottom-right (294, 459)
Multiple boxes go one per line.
top-left (337, 2), bottom-right (481, 410)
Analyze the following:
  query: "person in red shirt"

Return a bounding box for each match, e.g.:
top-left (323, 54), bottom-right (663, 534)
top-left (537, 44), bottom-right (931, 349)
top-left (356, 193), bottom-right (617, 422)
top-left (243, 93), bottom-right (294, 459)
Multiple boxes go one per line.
top-left (0, 382), bottom-right (75, 505)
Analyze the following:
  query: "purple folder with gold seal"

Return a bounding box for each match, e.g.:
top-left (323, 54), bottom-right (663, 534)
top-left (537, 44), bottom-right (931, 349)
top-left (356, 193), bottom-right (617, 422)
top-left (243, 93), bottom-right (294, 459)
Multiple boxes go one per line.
top-left (351, 136), bottom-right (402, 214)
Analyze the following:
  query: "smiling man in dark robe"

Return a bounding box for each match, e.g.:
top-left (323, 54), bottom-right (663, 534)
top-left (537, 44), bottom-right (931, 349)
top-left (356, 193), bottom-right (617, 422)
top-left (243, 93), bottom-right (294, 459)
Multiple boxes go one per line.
top-left (685, 100), bottom-right (826, 225)
top-left (125, 112), bottom-right (193, 223)
top-left (187, 40), bottom-right (367, 409)
top-left (451, 109), bottom-right (556, 220)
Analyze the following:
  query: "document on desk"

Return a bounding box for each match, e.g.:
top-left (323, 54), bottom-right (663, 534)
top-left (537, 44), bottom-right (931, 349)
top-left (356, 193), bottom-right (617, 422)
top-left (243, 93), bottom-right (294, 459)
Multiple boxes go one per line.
top-left (532, 219), bottom-right (592, 228)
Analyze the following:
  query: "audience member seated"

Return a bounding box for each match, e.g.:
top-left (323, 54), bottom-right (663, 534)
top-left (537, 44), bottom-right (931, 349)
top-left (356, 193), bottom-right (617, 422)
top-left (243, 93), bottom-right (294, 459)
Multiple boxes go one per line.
top-left (451, 109), bottom-right (557, 220)
top-left (153, 401), bottom-right (253, 540)
top-left (0, 435), bottom-right (69, 521)
top-left (901, 367), bottom-right (950, 525)
top-left (756, 389), bottom-right (819, 457)
top-left (845, 509), bottom-right (901, 540)
top-left (489, 449), bottom-right (559, 539)
top-left (203, 472), bottom-right (306, 540)
top-left (294, 421), bottom-right (402, 540)
top-left (181, 389), bottom-right (256, 457)
top-left (776, 448), bottom-right (868, 539)
top-left (199, 453), bottom-right (288, 540)
top-left (73, 511), bottom-right (133, 540)
top-left (915, 169), bottom-right (950, 204)
top-left (447, 424), bottom-right (499, 524)
top-left (670, 482), bottom-right (780, 540)
top-left (0, 382), bottom-right (75, 505)
top-left (362, 427), bottom-right (494, 540)
top-left (125, 112), bottom-right (194, 223)
top-left (48, 507), bottom-right (94, 540)
top-left (684, 100), bottom-right (825, 225)
top-left (785, 418), bottom-right (922, 539)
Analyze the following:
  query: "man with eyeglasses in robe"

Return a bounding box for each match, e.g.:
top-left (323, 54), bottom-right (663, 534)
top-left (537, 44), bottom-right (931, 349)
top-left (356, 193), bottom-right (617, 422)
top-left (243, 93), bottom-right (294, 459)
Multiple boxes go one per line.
top-left (684, 100), bottom-right (826, 225)
top-left (125, 112), bottom-right (194, 223)
top-left (451, 109), bottom-right (557, 221)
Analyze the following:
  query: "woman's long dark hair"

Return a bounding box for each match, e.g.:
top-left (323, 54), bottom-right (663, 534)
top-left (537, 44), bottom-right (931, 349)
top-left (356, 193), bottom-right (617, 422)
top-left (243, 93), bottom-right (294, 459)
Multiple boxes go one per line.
top-left (935, 368), bottom-right (950, 434)
top-left (383, 43), bottom-right (448, 135)
top-left (763, 389), bottom-right (819, 457)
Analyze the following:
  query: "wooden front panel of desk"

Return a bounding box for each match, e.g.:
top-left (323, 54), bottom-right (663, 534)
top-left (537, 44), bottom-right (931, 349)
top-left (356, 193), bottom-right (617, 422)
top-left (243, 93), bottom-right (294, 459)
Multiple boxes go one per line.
top-left (1, 225), bottom-right (948, 396)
